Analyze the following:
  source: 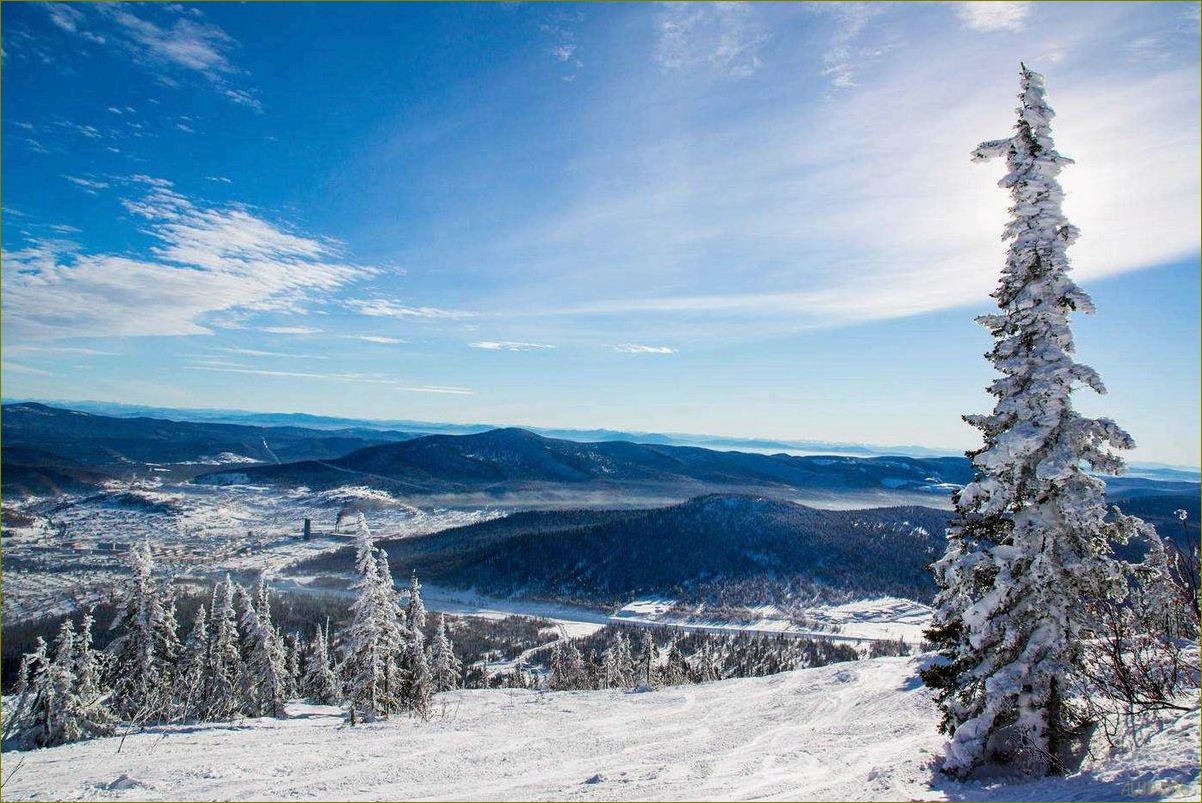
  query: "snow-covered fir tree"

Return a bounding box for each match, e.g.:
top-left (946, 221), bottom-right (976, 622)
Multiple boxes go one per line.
top-left (106, 539), bottom-right (181, 723)
top-left (405, 570), bottom-right (427, 632)
top-left (46, 620), bottom-right (86, 745)
top-left (693, 637), bottom-right (721, 683)
top-left (242, 577), bottom-right (290, 717)
top-left (341, 516), bottom-right (388, 724)
top-left (4, 637), bottom-right (50, 747)
top-left (402, 627), bottom-right (434, 717)
top-left (547, 641), bottom-right (568, 690)
top-left (12, 622), bottom-right (114, 748)
top-left (567, 642), bottom-right (590, 689)
top-left (662, 638), bottom-right (690, 686)
top-left (923, 64), bottom-right (1149, 778)
top-left (74, 607), bottom-right (105, 705)
top-left (374, 551), bottom-right (409, 712)
top-left (614, 633), bottom-right (635, 687)
top-left (285, 632), bottom-right (302, 701)
top-left (302, 622), bottom-right (342, 705)
top-left (207, 575), bottom-right (243, 720)
top-left (600, 641), bottom-right (624, 688)
top-left (429, 614), bottom-right (462, 692)
top-left (178, 602), bottom-right (211, 720)
top-left (636, 631), bottom-right (659, 689)
top-left (234, 583), bottom-right (262, 713)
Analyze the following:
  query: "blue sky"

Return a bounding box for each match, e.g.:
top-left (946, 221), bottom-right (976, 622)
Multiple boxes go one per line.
top-left (2, 2), bottom-right (1199, 465)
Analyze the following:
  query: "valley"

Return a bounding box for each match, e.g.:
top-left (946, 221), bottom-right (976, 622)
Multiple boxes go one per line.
top-left (3, 402), bottom-right (1195, 643)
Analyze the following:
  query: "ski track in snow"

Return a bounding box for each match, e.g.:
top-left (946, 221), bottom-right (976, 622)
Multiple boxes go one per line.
top-left (4, 657), bottom-right (1197, 802)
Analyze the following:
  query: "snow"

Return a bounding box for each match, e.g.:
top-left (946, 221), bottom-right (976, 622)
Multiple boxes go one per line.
top-left (611, 596), bottom-right (932, 644)
top-left (807, 598), bottom-right (933, 642)
top-left (1, 484), bottom-right (500, 624)
top-left (3, 656), bottom-right (1196, 801)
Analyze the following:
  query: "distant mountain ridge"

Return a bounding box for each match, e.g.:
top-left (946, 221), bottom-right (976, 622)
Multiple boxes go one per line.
top-left (194, 425), bottom-right (975, 501)
top-left (0, 397), bottom-right (975, 460)
top-left (3, 403), bottom-right (1197, 508)
top-left (0, 402), bottom-right (416, 495)
top-left (11, 397), bottom-right (1195, 478)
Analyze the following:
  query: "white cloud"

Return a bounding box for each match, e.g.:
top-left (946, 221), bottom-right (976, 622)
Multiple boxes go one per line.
top-left (808, 2), bottom-right (884, 89)
top-left (186, 364), bottom-right (471, 394)
top-left (613, 344), bottom-right (676, 354)
top-left (655, 2), bottom-right (766, 78)
top-left (5, 345), bottom-right (120, 356)
top-left (44, 4), bottom-right (105, 43)
top-left (954, 2), bottom-right (1031, 33)
top-left (346, 335), bottom-right (407, 344)
top-left (403, 386), bottom-right (473, 395)
top-left (214, 347), bottom-right (326, 360)
top-left (498, 60), bottom-right (1199, 337)
top-left (44, 4), bottom-right (259, 110)
top-left (348, 299), bottom-right (475, 319)
top-left (470, 341), bottom-right (556, 352)
top-left (258, 326), bottom-right (323, 335)
top-left (63, 175), bottom-right (110, 194)
top-left (2, 182), bottom-right (370, 340)
top-left (103, 6), bottom-right (238, 76)
top-left (1, 360), bottom-right (55, 376)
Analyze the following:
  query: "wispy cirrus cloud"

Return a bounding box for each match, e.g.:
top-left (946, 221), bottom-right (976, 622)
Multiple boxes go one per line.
top-left (347, 299), bottom-right (475, 320)
top-left (953, 2), bottom-right (1031, 33)
top-left (63, 175), bottom-right (110, 194)
top-left (0, 360), bottom-right (56, 376)
top-left (213, 346), bottom-right (327, 360)
top-left (654, 1), bottom-right (766, 78)
top-left (44, 3), bottom-right (106, 44)
top-left (256, 326), bottom-right (323, 335)
top-left (470, 340), bottom-right (555, 352)
top-left (493, 57), bottom-right (1198, 339)
top-left (186, 363), bottom-right (471, 394)
top-left (346, 334), bottom-right (407, 344)
top-left (40, 3), bottom-right (262, 111)
top-left (808, 2), bottom-right (885, 90)
top-left (2, 178), bottom-right (370, 340)
top-left (613, 344), bottom-right (676, 354)
top-left (5, 344), bottom-right (120, 357)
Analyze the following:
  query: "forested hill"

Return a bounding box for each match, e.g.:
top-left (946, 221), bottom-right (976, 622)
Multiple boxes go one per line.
top-left (300, 494), bottom-right (954, 606)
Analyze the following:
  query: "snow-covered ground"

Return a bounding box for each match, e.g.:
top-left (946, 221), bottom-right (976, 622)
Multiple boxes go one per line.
top-left (271, 583), bottom-right (931, 646)
top-left (3, 656), bottom-right (1197, 801)
top-left (1, 484), bottom-right (500, 623)
top-left (611, 596), bottom-right (932, 643)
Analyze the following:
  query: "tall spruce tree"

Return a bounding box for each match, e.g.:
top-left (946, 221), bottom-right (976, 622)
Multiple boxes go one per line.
top-left (429, 614), bottom-right (462, 692)
top-left (923, 65), bottom-right (1145, 778)
top-left (405, 571), bottom-right (427, 632)
top-left (374, 552), bottom-right (408, 713)
top-left (302, 622), bottom-right (342, 705)
top-left (636, 632), bottom-right (659, 690)
top-left (207, 575), bottom-right (243, 720)
top-left (178, 602), bottom-right (211, 720)
top-left (342, 515), bottom-right (387, 724)
top-left (402, 627), bottom-right (434, 717)
top-left (74, 607), bottom-right (104, 705)
top-left (243, 577), bottom-right (289, 717)
top-left (663, 638), bottom-right (690, 686)
top-left (106, 540), bottom-right (180, 722)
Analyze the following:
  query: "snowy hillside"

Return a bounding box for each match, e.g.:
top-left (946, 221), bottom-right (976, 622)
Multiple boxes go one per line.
top-left (4, 656), bottom-right (1197, 802)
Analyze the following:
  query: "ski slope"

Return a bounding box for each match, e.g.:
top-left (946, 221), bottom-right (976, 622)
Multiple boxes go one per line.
top-left (3, 656), bottom-right (1197, 801)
